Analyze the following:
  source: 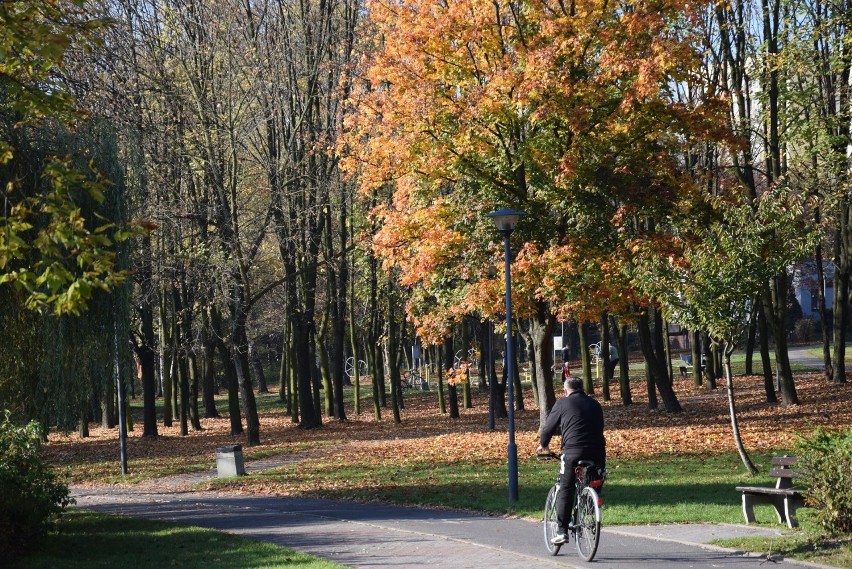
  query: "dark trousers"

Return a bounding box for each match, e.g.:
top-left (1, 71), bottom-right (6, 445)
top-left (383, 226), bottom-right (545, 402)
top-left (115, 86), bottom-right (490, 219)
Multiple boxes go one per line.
top-left (607, 358), bottom-right (619, 377)
top-left (557, 450), bottom-right (605, 533)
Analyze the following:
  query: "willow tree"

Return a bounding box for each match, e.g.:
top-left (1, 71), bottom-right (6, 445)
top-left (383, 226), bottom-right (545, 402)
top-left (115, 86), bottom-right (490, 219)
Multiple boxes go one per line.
top-left (632, 188), bottom-right (815, 473)
top-left (0, 2), bottom-right (136, 432)
top-left (0, 0), bottom-right (127, 316)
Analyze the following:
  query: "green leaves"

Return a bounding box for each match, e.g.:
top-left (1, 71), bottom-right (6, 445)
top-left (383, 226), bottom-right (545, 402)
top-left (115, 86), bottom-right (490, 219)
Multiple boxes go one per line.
top-left (0, 2), bottom-right (130, 316)
top-left (1, 157), bottom-right (140, 315)
top-left (795, 428), bottom-right (852, 535)
top-left (632, 187), bottom-right (817, 343)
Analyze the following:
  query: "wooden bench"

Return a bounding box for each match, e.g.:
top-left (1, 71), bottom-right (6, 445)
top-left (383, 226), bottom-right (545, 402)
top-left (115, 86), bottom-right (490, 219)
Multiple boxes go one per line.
top-left (735, 456), bottom-right (805, 528)
top-left (678, 354), bottom-right (697, 377)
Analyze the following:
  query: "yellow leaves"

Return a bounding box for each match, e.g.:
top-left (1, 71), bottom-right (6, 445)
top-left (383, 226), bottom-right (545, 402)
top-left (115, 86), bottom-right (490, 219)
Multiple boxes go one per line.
top-left (445, 363), bottom-right (469, 385)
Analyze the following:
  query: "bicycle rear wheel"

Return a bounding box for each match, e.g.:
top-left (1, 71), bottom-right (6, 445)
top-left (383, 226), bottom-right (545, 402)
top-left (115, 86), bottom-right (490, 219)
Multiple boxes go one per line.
top-left (575, 486), bottom-right (601, 561)
top-left (543, 485), bottom-right (561, 555)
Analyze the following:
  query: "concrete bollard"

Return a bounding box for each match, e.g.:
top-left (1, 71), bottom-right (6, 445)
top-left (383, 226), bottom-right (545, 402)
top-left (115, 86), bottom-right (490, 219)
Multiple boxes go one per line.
top-left (216, 444), bottom-right (246, 477)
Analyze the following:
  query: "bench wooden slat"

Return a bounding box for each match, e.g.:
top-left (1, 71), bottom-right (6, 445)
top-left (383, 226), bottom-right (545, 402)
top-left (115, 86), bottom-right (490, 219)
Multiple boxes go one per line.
top-left (772, 456), bottom-right (799, 467)
top-left (768, 467), bottom-right (801, 479)
top-left (735, 486), bottom-right (801, 496)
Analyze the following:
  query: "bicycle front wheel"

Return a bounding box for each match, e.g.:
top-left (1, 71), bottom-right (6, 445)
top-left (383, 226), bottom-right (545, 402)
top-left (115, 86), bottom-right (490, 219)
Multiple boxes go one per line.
top-left (575, 486), bottom-right (601, 561)
top-left (543, 485), bottom-right (561, 556)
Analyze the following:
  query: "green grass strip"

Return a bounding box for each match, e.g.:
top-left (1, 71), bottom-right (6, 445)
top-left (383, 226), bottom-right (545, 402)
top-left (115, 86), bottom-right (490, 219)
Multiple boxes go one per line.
top-left (12, 510), bottom-right (346, 569)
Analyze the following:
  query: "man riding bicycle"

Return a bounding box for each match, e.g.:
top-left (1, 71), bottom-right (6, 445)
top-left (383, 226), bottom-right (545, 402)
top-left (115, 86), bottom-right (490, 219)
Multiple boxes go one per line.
top-left (536, 374), bottom-right (606, 545)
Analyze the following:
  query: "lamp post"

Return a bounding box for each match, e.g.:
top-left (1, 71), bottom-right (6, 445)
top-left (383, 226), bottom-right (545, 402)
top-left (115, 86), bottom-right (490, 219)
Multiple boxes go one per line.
top-left (487, 207), bottom-right (526, 502)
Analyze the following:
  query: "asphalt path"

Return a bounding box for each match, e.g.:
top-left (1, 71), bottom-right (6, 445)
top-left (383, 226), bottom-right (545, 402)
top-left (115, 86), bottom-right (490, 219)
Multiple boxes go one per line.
top-left (72, 485), bottom-right (832, 569)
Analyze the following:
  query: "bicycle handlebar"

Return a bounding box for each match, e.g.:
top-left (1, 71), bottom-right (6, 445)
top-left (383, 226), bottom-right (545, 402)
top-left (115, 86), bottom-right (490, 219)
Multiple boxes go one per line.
top-left (536, 452), bottom-right (560, 461)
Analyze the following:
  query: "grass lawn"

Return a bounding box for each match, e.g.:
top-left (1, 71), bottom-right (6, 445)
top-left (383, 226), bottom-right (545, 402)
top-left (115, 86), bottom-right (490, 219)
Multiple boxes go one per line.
top-left (12, 510), bottom-right (345, 569)
top-left (711, 506), bottom-right (852, 568)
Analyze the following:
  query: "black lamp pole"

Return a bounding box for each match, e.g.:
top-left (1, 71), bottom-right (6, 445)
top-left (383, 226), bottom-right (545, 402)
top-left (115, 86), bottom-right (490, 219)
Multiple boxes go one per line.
top-left (487, 207), bottom-right (526, 502)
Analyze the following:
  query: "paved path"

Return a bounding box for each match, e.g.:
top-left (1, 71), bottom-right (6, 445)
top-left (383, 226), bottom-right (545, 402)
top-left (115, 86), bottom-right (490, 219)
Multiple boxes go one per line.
top-left (788, 346), bottom-right (826, 370)
top-left (71, 458), bottom-right (834, 569)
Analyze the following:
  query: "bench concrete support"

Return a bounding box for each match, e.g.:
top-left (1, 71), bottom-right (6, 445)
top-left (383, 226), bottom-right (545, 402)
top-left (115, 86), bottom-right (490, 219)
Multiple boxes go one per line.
top-left (739, 489), bottom-right (804, 529)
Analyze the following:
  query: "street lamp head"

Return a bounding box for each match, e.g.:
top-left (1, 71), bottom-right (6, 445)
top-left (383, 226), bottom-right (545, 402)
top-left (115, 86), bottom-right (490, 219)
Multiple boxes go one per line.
top-left (487, 208), bottom-right (526, 234)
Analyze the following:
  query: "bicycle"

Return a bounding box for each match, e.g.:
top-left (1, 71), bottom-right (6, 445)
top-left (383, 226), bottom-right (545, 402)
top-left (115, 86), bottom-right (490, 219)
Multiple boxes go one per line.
top-left (344, 357), bottom-right (368, 379)
top-left (539, 452), bottom-right (606, 561)
top-left (402, 367), bottom-right (424, 389)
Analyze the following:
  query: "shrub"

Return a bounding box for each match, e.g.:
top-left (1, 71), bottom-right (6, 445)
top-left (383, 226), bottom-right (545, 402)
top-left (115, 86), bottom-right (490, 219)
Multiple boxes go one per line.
top-left (793, 318), bottom-right (819, 342)
top-left (795, 428), bottom-right (852, 535)
top-left (0, 411), bottom-right (73, 560)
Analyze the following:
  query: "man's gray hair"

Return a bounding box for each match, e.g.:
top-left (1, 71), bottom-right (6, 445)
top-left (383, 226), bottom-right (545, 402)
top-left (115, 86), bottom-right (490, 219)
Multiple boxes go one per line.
top-left (565, 377), bottom-right (584, 392)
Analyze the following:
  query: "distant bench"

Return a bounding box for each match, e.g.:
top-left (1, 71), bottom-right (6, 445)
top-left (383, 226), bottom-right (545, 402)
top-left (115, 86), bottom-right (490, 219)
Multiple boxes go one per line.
top-left (678, 354), bottom-right (702, 377)
top-left (735, 456), bottom-right (804, 528)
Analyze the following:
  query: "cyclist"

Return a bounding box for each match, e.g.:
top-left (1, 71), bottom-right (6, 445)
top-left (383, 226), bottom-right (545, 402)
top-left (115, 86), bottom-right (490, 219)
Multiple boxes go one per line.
top-left (536, 374), bottom-right (606, 545)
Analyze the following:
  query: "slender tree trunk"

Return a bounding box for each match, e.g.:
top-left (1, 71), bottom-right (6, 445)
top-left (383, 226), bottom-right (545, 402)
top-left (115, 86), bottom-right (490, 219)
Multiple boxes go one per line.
top-left (764, 277), bottom-right (799, 404)
top-left (200, 311), bottom-right (219, 419)
top-left (723, 345), bottom-right (758, 474)
top-left (690, 330), bottom-right (702, 387)
top-left (349, 289), bottom-right (361, 416)
top-left (484, 321), bottom-right (506, 427)
top-left (444, 336), bottom-right (459, 419)
top-left (599, 312), bottom-right (611, 402)
top-left (833, 223), bottom-right (849, 384)
top-left (578, 321), bottom-right (593, 394)
top-left (520, 322), bottom-right (539, 408)
top-left (437, 344), bottom-right (447, 414)
top-left (755, 301), bottom-right (773, 399)
top-left (249, 340), bottom-right (269, 394)
top-left (159, 286), bottom-right (173, 427)
top-left (702, 333), bottom-right (717, 389)
top-left (211, 307), bottom-right (243, 434)
top-left (639, 308), bottom-right (682, 412)
top-left (644, 361), bottom-right (658, 410)
top-left (615, 317), bottom-right (631, 405)
top-left (744, 315), bottom-right (756, 375)
top-left (814, 243), bottom-right (832, 381)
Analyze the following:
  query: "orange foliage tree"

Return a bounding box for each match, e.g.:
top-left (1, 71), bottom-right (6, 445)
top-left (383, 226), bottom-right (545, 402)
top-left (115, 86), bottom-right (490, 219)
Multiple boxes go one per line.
top-left (342, 0), bottom-right (727, 426)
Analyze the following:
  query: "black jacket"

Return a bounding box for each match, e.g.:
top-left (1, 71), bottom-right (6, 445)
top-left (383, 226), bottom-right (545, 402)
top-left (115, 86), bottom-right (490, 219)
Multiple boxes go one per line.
top-left (540, 390), bottom-right (605, 455)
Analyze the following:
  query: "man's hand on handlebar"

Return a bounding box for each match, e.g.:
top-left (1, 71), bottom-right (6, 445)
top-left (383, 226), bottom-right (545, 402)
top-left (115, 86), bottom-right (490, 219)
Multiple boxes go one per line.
top-left (536, 445), bottom-right (560, 460)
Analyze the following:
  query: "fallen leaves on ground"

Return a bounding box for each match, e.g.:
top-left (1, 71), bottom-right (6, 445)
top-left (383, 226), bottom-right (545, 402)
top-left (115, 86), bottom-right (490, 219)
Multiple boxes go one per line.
top-left (45, 372), bottom-right (852, 489)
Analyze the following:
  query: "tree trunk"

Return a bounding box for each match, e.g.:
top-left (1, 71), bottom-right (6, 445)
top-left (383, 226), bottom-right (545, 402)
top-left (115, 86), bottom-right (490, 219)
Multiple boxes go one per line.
top-left (615, 317), bottom-right (631, 405)
top-left (744, 314), bottom-right (756, 375)
top-left (211, 307), bottom-right (243, 435)
top-left (158, 286), bottom-right (173, 427)
top-left (578, 321), bottom-right (593, 394)
top-left (833, 226), bottom-right (849, 384)
top-left (249, 340), bottom-right (269, 394)
top-left (644, 361), bottom-right (658, 410)
top-left (484, 320), bottom-right (506, 424)
top-left (814, 243), bottom-right (832, 381)
top-left (437, 344), bottom-right (447, 414)
top-left (702, 332), bottom-right (717, 390)
top-left (690, 330), bottom-right (702, 387)
top-left (520, 322), bottom-right (539, 408)
top-left (756, 301), bottom-right (773, 399)
top-left (723, 345), bottom-right (758, 474)
top-left (764, 277), bottom-right (799, 404)
top-left (529, 305), bottom-right (556, 429)
top-left (639, 308), bottom-right (682, 412)
top-left (200, 311), bottom-right (219, 419)
top-left (600, 312), bottom-right (611, 402)
top-left (444, 336), bottom-right (460, 418)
